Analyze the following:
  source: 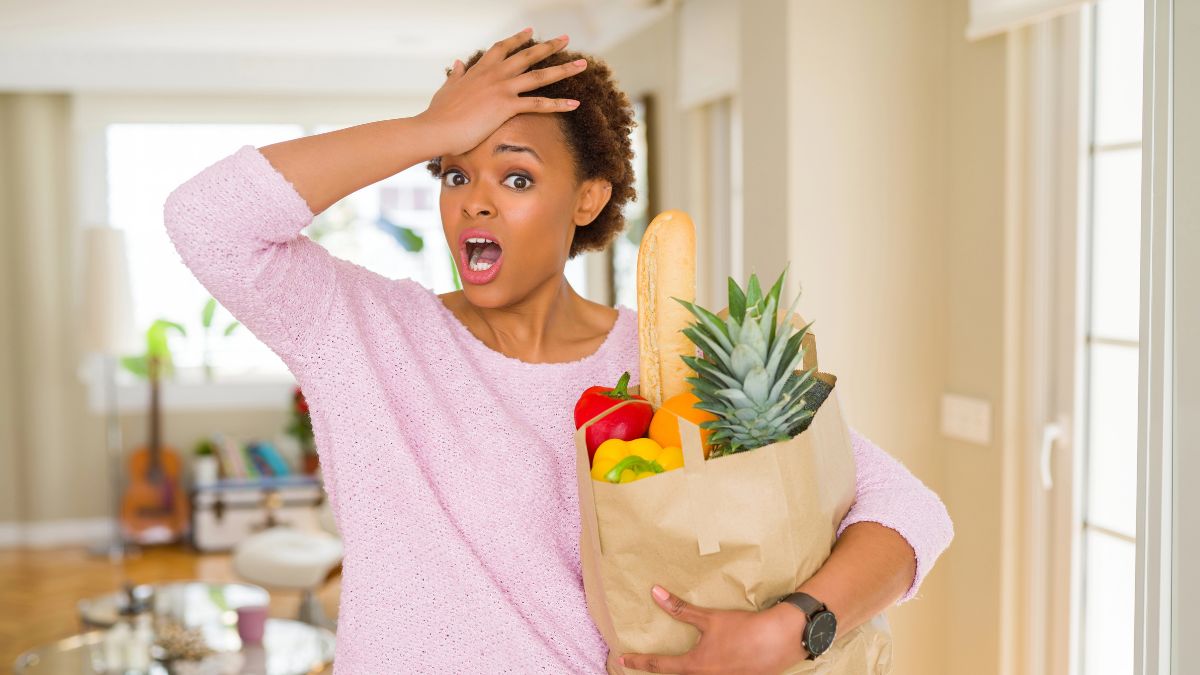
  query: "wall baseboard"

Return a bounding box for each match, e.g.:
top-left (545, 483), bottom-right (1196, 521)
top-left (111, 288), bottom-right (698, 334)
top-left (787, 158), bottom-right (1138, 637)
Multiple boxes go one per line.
top-left (0, 518), bottom-right (115, 549)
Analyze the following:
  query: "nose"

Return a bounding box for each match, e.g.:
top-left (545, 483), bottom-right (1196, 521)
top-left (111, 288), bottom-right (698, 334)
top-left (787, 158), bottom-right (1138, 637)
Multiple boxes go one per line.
top-left (462, 182), bottom-right (495, 219)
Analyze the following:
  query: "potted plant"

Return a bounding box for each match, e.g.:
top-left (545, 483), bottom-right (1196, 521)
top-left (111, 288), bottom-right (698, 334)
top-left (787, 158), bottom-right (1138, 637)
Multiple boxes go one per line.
top-left (120, 318), bottom-right (186, 380)
top-left (191, 438), bottom-right (220, 485)
top-left (285, 385), bottom-right (319, 474)
top-left (200, 297), bottom-right (240, 382)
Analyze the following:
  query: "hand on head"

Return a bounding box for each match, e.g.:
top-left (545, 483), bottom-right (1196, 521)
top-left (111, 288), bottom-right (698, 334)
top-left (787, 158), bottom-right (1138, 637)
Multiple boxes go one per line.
top-left (418, 28), bottom-right (587, 158)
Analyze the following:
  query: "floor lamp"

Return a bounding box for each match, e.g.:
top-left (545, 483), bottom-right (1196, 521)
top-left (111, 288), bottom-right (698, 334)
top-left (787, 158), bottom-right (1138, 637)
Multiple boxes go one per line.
top-left (82, 226), bottom-right (141, 561)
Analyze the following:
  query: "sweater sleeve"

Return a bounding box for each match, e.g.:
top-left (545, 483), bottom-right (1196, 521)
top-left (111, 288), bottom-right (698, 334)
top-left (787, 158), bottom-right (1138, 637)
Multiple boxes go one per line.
top-left (163, 144), bottom-right (336, 372)
top-left (836, 426), bottom-right (954, 605)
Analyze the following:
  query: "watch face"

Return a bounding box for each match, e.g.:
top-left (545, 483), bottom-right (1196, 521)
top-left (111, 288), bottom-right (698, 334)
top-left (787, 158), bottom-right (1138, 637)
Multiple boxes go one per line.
top-left (805, 611), bottom-right (838, 656)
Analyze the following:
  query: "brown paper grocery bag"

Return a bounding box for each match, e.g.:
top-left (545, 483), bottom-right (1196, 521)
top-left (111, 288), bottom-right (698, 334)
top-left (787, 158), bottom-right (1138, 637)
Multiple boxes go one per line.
top-left (575, 315), bottom-right (893, 674)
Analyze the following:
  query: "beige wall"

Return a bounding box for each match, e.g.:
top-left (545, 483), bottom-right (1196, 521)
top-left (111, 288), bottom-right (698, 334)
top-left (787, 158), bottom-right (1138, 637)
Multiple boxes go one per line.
top-left (943, 0), bottom-right (1009, 670)
top-left (784, 1), bottom-right (1008, 673)
top-left (785, 2), bottom-right (950, 674)
top-left (599, 11), bottom-right (688, 229)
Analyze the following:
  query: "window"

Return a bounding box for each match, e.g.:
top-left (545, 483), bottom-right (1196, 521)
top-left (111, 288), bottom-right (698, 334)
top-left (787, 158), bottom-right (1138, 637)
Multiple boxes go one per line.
top-left (609, 97), bottom-right (651, 309)
top-left (103, 119), bottom-right (591, 387)
top-left (1078, 0), bottom-right (1143, 672)
top-left (108, 123), bottom-right (306, 381)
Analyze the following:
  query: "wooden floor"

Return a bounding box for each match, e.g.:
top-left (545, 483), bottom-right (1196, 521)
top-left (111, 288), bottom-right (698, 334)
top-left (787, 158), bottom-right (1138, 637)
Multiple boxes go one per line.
top-left (0, 545), bottom-right (340, 670)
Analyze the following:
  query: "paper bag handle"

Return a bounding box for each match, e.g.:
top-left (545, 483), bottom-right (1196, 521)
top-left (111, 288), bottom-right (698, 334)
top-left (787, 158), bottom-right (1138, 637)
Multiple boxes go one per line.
top-left (576, 398), bottom-right (653, 558)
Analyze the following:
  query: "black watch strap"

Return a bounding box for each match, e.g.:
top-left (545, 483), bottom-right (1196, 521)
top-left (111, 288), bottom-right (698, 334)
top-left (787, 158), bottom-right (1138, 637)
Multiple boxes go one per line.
top-left (776, 591), bottom-right (825, 617)
top-left (774, 592), bottom-right (834, 660)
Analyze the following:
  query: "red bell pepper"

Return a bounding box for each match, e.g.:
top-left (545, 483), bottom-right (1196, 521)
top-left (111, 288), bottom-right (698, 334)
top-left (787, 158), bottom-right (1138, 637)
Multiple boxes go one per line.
top-left (573, 371), bottom-right (654, 462)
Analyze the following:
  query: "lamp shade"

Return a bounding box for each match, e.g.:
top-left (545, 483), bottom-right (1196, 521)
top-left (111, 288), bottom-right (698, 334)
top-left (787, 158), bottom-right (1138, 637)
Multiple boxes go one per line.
top-left (81, 226), bottom-right (141, 355)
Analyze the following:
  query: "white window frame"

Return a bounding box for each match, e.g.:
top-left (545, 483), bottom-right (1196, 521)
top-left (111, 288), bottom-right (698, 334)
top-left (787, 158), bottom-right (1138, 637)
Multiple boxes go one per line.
top-left (72, 92), bottom-right (428, 412)
top-left (1000, 10), bottom-right (1090, 675)
top-left (1135, 0), bottom-right (1192, 671)
top-left (1004, 1), bottom-right (1192, 671)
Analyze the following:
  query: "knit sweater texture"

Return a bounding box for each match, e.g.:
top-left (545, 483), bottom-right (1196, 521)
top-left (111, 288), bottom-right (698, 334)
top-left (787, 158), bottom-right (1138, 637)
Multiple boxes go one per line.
top-left (163, 144), bottom-right (954, 673)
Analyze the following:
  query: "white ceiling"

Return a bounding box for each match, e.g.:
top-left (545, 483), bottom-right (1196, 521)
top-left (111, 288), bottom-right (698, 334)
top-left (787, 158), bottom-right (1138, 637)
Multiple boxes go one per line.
top-left (0, 0), bottom-right (671, 94)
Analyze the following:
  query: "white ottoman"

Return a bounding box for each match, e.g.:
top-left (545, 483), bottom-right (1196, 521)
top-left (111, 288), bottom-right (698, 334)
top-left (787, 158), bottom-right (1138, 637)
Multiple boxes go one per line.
top-left (232, 527), bottom-right (343, 628)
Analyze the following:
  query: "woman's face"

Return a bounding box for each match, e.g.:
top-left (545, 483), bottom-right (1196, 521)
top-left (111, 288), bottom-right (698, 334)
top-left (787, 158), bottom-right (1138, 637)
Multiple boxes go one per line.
top-left (438, 113), bottom-right (611, 309)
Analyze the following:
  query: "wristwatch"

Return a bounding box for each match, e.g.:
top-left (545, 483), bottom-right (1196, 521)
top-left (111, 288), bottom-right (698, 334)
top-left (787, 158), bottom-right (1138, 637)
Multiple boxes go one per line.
top-left (772, 592), bottom-right (837, 660)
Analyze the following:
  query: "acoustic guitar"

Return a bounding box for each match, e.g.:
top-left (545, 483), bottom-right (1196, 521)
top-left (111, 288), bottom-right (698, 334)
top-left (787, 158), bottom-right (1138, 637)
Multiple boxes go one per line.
top-left (120, 353), bottom-right (189, 544)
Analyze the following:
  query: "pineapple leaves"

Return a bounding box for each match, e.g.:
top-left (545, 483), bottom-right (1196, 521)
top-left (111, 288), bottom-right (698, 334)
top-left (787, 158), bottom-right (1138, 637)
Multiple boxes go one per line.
top-left (742, 367), bottom-right (772, 406)
top-left (681, 354), bottom-right (743, 390)
top-left (674, 265), bottom-right (824, 458)
top-left (728, 277), bottom-right (746, 322)
top-left (765, 262), bottom-right (789, 346)
top-left (684, 375), bottom-right (725, 400)
top-left (745, 274), bottom-right (763, 309)
top-left (681, 325), bottom-right (734, 372)
top-left (672, 296), bottom-right (733, 352)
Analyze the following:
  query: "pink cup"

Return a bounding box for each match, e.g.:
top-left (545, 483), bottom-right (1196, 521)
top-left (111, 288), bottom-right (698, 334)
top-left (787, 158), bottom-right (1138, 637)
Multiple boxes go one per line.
top-left (235, 604), bottom-right (269, 646)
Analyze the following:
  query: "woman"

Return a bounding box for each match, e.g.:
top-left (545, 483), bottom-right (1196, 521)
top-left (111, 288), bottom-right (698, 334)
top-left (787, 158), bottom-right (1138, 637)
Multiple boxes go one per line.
top-left (164, 28), bottom-right (953, 674)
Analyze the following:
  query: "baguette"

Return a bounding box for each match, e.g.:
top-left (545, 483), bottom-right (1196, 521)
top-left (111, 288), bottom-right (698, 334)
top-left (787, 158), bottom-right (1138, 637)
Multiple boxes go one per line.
top-left (636, 210), bottom-right (697, 409)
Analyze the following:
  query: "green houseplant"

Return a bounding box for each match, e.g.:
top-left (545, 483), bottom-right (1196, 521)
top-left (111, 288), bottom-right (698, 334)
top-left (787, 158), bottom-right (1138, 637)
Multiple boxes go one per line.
top-left (120, 319), bottom-right (186, 380)
top-left (200, 297), bottom-right (240, 382)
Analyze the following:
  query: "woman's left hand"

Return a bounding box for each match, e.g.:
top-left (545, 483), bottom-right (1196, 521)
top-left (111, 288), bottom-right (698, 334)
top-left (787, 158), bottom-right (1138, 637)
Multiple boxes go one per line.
top-left (617, 584), bottom-right (809, 674)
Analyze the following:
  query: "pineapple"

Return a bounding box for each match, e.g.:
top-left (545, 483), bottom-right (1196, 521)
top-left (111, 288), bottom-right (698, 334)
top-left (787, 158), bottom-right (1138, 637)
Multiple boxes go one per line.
top-left (672, 265), bottom-right (819, 457)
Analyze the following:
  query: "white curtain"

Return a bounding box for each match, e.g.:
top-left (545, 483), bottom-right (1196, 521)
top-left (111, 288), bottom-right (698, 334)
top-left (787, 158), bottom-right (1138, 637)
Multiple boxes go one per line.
top-left (968, 0), bottom-right (1090, 39)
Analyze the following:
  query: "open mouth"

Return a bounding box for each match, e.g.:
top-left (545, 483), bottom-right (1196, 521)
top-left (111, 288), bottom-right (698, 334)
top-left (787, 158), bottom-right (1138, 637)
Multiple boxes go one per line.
top-left (463, 236), bottom-right (503, 272)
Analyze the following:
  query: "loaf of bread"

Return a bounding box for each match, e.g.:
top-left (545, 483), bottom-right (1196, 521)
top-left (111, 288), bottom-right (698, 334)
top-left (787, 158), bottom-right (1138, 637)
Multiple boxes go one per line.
top-left (636, 210), bottom-right (697, 409)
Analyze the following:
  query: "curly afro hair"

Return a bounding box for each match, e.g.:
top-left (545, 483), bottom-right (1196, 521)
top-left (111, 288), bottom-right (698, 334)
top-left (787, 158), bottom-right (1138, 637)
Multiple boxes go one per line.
top-left (425, 38), bottom-right (637, 260)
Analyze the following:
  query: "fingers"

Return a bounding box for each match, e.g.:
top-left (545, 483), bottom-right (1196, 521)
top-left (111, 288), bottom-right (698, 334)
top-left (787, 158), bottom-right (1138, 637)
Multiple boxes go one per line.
top-left (513, 96), bottom-right (581, 115)
top-left (652, 585), bottom-right (711, 632)
top-left (504, 33), bottom-right (570, 73)
top-left (444, 59), bottom-right (462, 79)
top-left (510, 58), bottom-right (588, 93)
top-left (479, 27), bottom-right (534, 66)
top-left (619, 651), bottom-right (691, 674)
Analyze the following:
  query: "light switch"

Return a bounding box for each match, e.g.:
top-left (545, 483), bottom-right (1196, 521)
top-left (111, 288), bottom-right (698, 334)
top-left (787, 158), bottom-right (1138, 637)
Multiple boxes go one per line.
top-left (941, 393), bottom-right (993, 445)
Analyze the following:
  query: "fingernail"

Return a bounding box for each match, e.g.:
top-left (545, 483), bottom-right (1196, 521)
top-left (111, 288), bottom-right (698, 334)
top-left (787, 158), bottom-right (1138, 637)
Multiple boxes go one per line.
top-left (567, 100), bottom-right (580, 107)
top-left (556, 33), bottom-right (569, 42)
top-left (619, 656), bottom-right (626, 666)
top-left (652, 585), bottom-right (669, 601)
top-left (573, 59), bottom-right (587, 67)
top-left (521, 27), bottom-right (533, 34)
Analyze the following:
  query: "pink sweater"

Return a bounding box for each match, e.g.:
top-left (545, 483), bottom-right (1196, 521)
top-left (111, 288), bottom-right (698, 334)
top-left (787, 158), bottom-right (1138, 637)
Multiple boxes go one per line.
top-left (164, 144), bottom-right (953, 673)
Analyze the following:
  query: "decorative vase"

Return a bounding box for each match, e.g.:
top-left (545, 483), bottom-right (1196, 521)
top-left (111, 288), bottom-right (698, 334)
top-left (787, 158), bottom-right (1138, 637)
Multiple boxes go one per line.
top-left (193, 455), bottom-right (219, 485)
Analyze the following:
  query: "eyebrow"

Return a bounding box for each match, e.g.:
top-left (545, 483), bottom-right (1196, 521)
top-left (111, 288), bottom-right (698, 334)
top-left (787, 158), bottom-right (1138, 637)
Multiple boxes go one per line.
top-left (493, 143), bottom-right (542, 164)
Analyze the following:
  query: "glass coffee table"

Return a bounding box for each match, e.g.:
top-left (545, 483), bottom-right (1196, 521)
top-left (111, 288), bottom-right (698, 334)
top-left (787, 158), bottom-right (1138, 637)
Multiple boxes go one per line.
top-left (16, 581), bottom-right (336, 674)
top-left (13, 618), bottom-right (334, 674)
top-left (77, 581), bottom-right (271, 630)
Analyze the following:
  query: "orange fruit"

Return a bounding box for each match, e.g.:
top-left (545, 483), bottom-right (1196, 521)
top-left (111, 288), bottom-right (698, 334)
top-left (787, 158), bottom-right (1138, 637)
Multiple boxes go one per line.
top-left (648, 391), bottom-right (717, 457)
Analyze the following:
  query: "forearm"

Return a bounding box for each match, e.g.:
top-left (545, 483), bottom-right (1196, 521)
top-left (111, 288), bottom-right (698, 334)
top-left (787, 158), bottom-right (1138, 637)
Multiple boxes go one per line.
top-left (793, 521), bottom-right (916, 634)
top-left (259, 115), bottom-right (441, 216)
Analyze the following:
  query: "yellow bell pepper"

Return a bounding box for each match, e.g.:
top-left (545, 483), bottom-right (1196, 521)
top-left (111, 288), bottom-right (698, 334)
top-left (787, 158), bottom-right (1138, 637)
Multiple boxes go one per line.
top-left (591, 437), bottom-right (685, 484)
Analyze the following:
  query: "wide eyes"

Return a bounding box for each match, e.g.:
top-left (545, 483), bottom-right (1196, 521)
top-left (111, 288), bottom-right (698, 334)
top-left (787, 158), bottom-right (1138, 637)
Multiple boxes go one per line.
top-left (440, 169), bottom-right (533, 191)
top-left (503, 174), bottom-right (532, 190)
top-left (440, 169), bottom-right (468, 188)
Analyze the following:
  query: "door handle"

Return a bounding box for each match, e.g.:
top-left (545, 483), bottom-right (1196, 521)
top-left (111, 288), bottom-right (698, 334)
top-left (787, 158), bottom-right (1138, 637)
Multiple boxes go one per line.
top-left (1041, 421), bottom-right (1065, 490)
